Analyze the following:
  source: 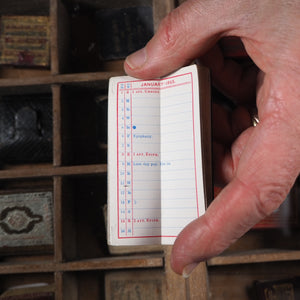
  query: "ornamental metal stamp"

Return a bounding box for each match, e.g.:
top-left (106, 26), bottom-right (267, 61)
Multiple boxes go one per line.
top-left (0, 191), bottom-right (53, 250)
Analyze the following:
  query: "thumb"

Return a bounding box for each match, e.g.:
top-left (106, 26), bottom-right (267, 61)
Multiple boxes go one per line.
top-left (124, 0), bottom-right (242, 79)
top-left (171, 114), bottom-right (300, 276)
top-left (171, 179), bottom-right (261, 276)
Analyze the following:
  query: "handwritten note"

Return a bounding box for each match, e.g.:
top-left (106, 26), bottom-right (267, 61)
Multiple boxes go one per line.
top-left (108, 65), bottom-right (206, 245)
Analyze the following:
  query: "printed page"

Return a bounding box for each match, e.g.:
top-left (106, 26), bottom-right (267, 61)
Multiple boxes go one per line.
top-left (108, 65), bottom-right (205, 245)
top-left (108, 76), bottom-right (162, 245)
top-left (160, 66), bottom-right (205, 244)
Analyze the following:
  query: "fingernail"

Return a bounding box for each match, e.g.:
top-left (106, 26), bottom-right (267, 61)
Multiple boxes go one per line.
top-left (125, 48), bottom-right (147, 70)
top-left (182, 263), bottom-right (198, 278)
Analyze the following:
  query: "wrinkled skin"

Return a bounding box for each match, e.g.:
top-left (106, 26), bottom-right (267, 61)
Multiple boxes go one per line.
top-left (124, 0), bottom-right (300, 277)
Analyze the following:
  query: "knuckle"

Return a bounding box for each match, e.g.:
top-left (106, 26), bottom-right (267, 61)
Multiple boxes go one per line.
top-left (237, 177), bottom-right (292, 223)
top-left (255, 185), bottom-right (289, 219)
top-left (157, 8), bottom-right (186, 52)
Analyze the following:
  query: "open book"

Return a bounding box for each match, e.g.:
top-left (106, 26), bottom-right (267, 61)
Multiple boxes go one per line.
top-left (108, 64), bottom-right (212, 245)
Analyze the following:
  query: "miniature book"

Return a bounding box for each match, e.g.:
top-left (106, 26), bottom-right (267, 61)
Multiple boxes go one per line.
top-left (95, 6), bottom-right (154, 60)
top-left (0, 16), bottom-right (50, 67)
top-left (0, 283), bottom-right (54, 299)
top-left (0, 94), bottom-right (53, 164)
top-left (254, 277), bottom-right (300, 300)
top-left (105, 270), bottom-right (165, 300)
top-left (0, 191), bottom-right (53, 254)
top-left (108, 64), bottom-right (212, 245)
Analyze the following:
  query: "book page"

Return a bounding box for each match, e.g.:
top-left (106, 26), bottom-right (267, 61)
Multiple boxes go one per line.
top-left (108, 76), bottom-right (162, 245)
top-left (160, 69), bottom-right (205, 244)
top-left (108, 65), bottom-right (206, 245)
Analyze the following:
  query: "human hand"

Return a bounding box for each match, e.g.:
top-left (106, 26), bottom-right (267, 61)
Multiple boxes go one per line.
top-left (124, 0), bottom-right (300, 277)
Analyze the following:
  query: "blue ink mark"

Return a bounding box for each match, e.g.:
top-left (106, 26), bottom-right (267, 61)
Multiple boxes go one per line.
top-left (133, 125), bottom-right (136, 129)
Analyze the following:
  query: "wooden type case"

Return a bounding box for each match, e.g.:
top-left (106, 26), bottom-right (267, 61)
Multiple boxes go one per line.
top-left (0, 0), bottom-right (299, 299)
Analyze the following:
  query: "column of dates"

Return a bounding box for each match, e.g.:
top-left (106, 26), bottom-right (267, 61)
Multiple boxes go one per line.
top-left (118, 83), bottom-right (133, 237)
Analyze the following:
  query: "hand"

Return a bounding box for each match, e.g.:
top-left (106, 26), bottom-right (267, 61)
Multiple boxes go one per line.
top-left (124, 0), bottom-right (300, 277)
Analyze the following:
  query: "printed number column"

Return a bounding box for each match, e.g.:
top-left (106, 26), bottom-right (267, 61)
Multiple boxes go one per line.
top-left (118, 83), bottom-right (134, 238)
top-left (118, 84), bottom-right (126, 237)
top-left (125, 84), bottom-right (134, 236)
